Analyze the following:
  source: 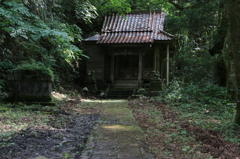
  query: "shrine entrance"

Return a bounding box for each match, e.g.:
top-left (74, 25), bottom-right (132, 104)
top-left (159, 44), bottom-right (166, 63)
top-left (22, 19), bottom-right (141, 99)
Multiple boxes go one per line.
top-left (115, 55), bottom-right (139, 80)
top-left (83, 12), bottom-right (174, 90)
top-left (105, 53), bottom-right (143, 88)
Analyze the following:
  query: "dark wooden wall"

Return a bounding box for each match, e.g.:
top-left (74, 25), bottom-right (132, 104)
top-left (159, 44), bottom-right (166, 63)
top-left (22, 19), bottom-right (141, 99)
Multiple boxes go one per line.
top-left (85, 42), bottom-right (105, 81)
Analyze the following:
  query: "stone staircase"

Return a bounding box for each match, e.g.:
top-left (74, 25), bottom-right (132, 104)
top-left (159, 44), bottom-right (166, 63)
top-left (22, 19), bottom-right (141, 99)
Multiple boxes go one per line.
top-left (114, 80), bottom-right (138, 88)
top-left (104, 80), bottom-right (138, 99)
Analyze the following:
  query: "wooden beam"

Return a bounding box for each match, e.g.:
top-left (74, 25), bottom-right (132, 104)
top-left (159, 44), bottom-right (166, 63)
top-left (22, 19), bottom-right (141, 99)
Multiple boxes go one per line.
top-left (111, 55), bottom-right (114, 86)
top-left (166, 43), bottom-right (170, 85)
top-left (138, 54), bottom-right (143, 87)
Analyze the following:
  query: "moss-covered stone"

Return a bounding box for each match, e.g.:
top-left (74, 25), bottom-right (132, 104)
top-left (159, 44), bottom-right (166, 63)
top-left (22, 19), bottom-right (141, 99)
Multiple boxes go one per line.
top-left (149, 79), bottom-right (162, 91)
top-left (7, 69), bottom-right (54, 105)
top-left (4, 95), bottom-right (55, 105)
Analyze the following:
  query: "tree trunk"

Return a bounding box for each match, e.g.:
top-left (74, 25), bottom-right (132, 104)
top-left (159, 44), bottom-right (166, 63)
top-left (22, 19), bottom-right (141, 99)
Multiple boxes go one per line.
top-left (227, 0), bottom-right (240, 124)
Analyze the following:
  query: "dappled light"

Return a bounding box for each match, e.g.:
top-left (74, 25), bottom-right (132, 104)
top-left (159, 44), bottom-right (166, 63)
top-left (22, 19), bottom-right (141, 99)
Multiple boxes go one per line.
top-left (81, 99), bottom-right (126, 103)
top-left (129, 97), bottom-right (240, 158)
top-left (52, 91), bottom-right (68, 100)
top-left (102, 125), bottom-right (137, 132)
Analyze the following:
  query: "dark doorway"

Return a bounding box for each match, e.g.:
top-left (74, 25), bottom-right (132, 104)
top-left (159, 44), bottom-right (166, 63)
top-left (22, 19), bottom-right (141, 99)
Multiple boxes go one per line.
top-left (115, 55), bottom-right (138, 80)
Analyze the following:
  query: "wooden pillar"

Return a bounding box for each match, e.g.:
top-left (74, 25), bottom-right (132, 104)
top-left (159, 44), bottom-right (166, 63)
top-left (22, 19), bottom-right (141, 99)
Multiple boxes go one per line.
top-left (153, 48), bottom-right (157, 71)
top-left (166, 43), bottom-right (170, 85)
top-left (116, 56), bottom-right (119, 78)
top-left (138, 54), bottom-right (143, 87)
top-left (111, 55), bottom-right (114, 86)
top-left (155, 47), bottom-right (160, 72)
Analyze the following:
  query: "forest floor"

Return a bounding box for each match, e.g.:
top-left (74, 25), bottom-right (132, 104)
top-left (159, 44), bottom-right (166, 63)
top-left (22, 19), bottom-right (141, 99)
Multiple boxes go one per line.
top-left (0, 91), bottom-right (240, 158)
top-left (0, 91), bottom-right (103, 159)
top-left (129, 98), bottom-right (240, 158)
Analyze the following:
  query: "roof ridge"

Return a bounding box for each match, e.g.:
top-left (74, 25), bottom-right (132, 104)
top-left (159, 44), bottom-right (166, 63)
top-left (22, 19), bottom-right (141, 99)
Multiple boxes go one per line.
top-left (96, 12), bottom-right (173, 44)
top-left (102, 30), bottom-right (153, 33)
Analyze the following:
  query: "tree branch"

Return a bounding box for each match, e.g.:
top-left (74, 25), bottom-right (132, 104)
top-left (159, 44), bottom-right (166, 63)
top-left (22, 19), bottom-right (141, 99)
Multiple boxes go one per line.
top-left (167, 0), bottom-right (199, 11)
top-left (168, 0), bottom-right (185, 10)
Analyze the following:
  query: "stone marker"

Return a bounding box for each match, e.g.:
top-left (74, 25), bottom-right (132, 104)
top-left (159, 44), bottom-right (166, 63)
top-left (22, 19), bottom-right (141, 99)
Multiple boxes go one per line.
top-left (7, 70), bottom-right (54, 105)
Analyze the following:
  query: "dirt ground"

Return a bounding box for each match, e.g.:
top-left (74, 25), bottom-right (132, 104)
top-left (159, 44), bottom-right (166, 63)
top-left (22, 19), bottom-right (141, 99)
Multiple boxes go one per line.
top-left (129, 98), bottom-right (240, 159)
top-left (0, 99), bottom-right (102, 159)
top-left (1, 96), bottom-right (240, 158)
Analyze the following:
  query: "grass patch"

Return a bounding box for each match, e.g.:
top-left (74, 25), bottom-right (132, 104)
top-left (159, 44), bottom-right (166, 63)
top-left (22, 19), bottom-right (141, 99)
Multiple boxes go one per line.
top-left (0, 104), bottom-right (52, 140)
top-left (0, 90), bottom-right (102, 142)
top-left (129, 81), bottom-right (240, 158)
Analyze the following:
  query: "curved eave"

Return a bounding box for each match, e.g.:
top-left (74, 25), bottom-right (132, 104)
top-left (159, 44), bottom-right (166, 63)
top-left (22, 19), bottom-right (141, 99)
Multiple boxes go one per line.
top-left (82, 34), bottom-right (100, 42)
top-left (96, 31), bottom-right (173, 44)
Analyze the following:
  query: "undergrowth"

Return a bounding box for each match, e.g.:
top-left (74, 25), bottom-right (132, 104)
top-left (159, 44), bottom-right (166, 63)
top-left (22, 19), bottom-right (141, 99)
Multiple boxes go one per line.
top-left (129, 80), bottom-right (240, 158)
top-left (156, 80), bottom-right (240, 144)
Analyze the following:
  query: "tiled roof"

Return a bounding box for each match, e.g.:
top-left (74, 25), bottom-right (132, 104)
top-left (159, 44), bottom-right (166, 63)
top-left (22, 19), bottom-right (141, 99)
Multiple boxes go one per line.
top-left (97, 12), bottom-right (173, 44)
top-left (82, 34), bottom-right (100, 41)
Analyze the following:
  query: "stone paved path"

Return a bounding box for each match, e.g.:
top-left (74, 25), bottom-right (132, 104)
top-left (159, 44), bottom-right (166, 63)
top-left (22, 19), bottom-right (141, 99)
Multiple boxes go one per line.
top-left (80, 99), bottom-right (154, 159)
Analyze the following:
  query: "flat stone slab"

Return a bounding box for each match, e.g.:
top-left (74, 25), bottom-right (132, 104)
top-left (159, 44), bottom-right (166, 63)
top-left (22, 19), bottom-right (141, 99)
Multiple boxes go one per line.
top-left (80, 100), bottom-right (153, 159)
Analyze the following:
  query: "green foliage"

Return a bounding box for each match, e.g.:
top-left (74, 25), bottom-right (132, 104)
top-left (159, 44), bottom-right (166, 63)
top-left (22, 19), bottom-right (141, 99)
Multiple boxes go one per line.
top-left (75, 1), bottom-right (98, 23)
top-left (128, 0), bottom-right (170, 11)
top-left (89, 0), bottom-right (131, 16)
top-left (163, 0), bottom-right (227, 86)
top-left (160, 80), bottom-right (231, 115)
top-left (152, 80), bottom-right (240, 147)
top-left (173, 38), bottom-right (217, 82)
top-left (13, 60), bottom-right (54, 77)
top-left (0, 0), bottom-right (95, 90)
top-left (167, 0), bottom-right (224, 31)
top-left (182, 146), bottom-right (191, 152)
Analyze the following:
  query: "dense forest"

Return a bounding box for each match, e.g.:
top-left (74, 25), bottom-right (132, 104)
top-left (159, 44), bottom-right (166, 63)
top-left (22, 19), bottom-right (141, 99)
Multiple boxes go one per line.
top-left (1, 0), bottom-right (239, 122)
top-left (0, 0), bottom-right (237, 118)
top-left (1, 0), bottom-right (240, 158)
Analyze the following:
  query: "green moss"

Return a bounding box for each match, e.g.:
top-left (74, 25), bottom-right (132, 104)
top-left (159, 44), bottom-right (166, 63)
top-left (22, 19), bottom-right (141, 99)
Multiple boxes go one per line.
top-left (99, 101), bottom-right (136, 124)
top-left (13, 61), bottom-right (54, 77)
top-left (4, 95), bottom-right (55, 105)
top-left (24, 102), bottom-right (56, 106)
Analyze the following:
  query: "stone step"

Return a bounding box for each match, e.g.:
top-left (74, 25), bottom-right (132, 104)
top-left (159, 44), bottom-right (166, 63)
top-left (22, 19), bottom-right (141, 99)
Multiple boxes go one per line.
top-left (114, 80), bottom-right (138, 88)
top-left (106, 89), bottom-right (133, 99)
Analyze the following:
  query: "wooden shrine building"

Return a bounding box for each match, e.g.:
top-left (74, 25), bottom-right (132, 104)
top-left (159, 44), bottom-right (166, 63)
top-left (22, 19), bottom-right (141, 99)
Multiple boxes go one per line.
top-left (83, 12), bottom-right (174, 89)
